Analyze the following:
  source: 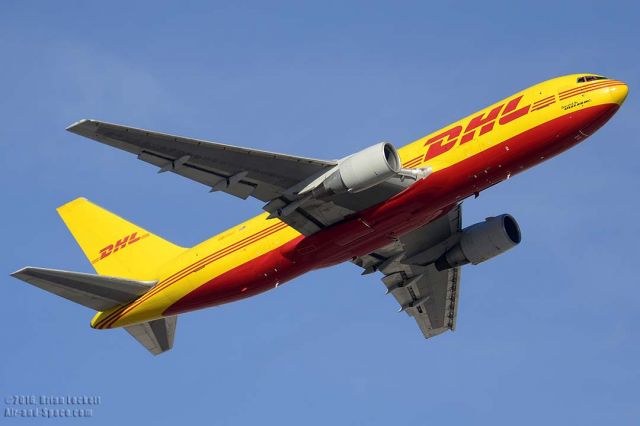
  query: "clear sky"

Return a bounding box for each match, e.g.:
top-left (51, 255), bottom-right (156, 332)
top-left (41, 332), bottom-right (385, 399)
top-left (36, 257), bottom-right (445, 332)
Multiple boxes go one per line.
top-left (1, 1), bottom-right (638, 424)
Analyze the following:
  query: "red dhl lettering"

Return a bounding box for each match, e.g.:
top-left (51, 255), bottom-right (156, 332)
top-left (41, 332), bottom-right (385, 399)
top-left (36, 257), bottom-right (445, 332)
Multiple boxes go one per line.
top-left (423, 126), bottom-right (462, 161)
top-left (499, 95), bottom-right (530, 125)
top-left (93, 232), bottom-right (144, 264)
top-left (423, 95), bottom-right (531, 161)
top-left (460, 104), bottom-right (503, 144)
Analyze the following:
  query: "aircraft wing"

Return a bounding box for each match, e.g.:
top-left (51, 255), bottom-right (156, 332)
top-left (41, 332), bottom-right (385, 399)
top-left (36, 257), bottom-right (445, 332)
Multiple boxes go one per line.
top-left (352, 205), bottom-right (462, 338)
top-left (67, 120), bottom-right (411, 235)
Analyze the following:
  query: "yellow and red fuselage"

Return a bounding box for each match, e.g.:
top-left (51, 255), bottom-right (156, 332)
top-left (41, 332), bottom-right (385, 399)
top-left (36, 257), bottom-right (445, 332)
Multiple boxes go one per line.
top-left (91, 74), bottom-right (628, 330)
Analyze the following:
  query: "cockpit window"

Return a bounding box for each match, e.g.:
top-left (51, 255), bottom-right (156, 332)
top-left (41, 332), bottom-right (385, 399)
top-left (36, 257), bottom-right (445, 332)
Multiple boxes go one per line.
top-left (577, 75), bottom-right (608, 83)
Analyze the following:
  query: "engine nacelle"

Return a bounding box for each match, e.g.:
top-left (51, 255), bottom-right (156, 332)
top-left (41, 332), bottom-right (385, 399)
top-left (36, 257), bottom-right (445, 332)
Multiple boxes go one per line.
top-left (435, 214), bottom-right (521, 271)
top-left (311, 142), bottom-right (401, 198)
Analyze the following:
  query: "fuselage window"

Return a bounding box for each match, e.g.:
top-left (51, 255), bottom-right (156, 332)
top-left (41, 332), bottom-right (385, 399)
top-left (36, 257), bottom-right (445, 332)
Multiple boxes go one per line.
top-left (577, 75), bottom-right (608, 83)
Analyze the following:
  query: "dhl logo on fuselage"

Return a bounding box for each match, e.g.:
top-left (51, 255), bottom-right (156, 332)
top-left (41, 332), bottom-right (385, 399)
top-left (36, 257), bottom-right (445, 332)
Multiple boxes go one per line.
top-left (423, 95), bottom-right (533, 162)
top-left (91, 231), bottom-right (149, 264)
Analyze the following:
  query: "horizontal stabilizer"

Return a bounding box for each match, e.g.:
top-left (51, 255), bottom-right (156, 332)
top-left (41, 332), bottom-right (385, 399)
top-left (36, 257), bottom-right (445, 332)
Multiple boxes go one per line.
top-left (10, 267), bottom-right (156, 311)
top-left (125, 316), bottom-right (177, 355)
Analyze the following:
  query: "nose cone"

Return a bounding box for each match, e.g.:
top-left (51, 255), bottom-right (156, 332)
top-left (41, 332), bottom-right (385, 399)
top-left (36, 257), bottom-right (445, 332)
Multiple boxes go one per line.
top-left (609, 82), bottom-right (629, 105)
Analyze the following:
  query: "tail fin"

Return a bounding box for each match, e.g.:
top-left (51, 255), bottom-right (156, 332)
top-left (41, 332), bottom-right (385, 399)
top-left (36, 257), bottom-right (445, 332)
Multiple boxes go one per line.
top-left (57, 198), bottom-right (186, 280)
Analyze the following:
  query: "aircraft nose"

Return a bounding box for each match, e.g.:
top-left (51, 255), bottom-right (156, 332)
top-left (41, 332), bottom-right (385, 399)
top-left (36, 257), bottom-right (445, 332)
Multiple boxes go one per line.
top-left (609, 82), bottom-right (628, 105)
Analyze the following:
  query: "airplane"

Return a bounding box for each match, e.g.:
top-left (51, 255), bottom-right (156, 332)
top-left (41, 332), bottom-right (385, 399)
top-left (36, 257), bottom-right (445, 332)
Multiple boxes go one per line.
top-left (11, 74), bottom-right (628, 355)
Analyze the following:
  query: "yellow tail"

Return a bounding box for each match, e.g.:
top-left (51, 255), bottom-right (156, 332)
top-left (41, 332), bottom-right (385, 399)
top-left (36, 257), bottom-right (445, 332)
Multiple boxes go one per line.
top-left (57, 198), bottom-right (186, 280)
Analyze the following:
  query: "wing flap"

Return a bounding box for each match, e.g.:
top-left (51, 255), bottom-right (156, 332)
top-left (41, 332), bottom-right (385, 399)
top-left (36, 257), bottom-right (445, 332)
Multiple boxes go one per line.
top-left (66, 119), bottom-right (335, 202)
top-left (66, 119), bottom-right (416, 236)
top-left (10, 267), bottom-right (155, 311)
top-left (384, 266), bottom-right (460, 337)
top-left (137, 151), bottom-right (259, 200)
top-left (125, 316), bottom-right (177, 355)
top-left (353, 205), bottom-right (462, 338)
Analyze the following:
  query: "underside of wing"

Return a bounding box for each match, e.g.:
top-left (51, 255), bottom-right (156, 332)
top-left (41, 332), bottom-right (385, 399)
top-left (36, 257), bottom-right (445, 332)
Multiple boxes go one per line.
top-left (66, 119), bottom-right (418, 236)
top-left (353, 205), bottom-right (463, 338)
top-left (67, 119), bottom-right (335, 202)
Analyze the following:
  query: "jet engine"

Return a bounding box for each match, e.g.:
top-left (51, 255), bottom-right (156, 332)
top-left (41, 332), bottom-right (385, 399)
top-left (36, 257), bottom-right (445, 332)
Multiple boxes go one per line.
top-left (435, 214), bottom-right (521, 271)
top-left (310, 142), bottom-right (401, 198)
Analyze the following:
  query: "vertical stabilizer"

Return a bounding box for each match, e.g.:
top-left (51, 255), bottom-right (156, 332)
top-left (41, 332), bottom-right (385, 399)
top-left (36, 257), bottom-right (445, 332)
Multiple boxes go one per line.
top-left (57, 198), bottom-right (186, 280)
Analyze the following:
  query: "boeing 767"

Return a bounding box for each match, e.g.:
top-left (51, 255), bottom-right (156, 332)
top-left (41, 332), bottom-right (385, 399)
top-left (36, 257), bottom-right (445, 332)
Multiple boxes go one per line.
top-left (11, 74), bottom-right (628, 354)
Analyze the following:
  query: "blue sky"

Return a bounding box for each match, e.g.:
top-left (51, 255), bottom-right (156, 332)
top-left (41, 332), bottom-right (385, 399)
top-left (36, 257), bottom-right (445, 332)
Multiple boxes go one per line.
top-left (1, 1), bottom-right (639, 424)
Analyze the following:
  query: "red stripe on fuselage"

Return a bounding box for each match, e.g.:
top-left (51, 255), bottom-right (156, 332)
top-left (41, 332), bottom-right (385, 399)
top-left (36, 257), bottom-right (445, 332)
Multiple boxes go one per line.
top-left (95, 222), bottom-right (289, 328)
top-left (533, 96), bottom-right (554, 106)
top-left (403, 155), bottom-right (422, 168)
top-left (559, 81), bottom-right (625, 100)
top-left (531, 99), bottom-right (556, 111)
top-left (559, 80), bottom-right (621, 97)
top-left (163, 103), bottom-right (620, 317)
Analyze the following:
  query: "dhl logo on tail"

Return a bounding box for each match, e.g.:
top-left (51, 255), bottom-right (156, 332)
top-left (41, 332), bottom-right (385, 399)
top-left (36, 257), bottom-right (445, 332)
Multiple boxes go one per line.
top-left (92, 231), bottom-right (149, 264)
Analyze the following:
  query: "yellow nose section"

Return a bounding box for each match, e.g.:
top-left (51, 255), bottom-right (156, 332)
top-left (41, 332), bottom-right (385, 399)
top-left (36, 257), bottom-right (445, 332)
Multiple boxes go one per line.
top-left (609, 83), bottom-right (629, 105)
